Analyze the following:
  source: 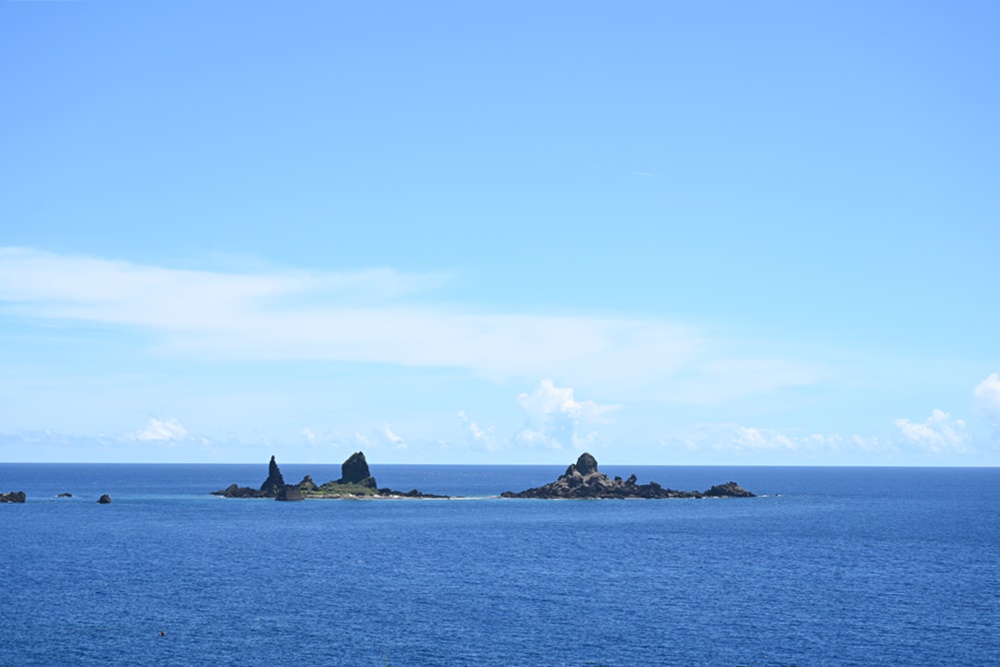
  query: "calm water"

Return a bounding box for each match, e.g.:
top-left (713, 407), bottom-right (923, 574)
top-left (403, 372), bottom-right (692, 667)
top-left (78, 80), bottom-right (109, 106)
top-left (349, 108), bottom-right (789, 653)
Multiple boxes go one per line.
top-left (1, 464), bottom-right (998, 666)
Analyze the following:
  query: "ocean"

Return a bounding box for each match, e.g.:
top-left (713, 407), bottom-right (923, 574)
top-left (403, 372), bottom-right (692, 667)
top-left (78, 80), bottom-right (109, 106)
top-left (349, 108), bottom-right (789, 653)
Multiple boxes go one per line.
top-left (1, 463), bottom-right (998, 666)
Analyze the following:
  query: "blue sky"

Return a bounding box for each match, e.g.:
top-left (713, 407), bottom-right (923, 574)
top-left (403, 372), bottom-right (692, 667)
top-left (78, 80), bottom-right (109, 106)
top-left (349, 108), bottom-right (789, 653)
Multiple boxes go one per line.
top-left (2, 1), bottom-right (998, 465)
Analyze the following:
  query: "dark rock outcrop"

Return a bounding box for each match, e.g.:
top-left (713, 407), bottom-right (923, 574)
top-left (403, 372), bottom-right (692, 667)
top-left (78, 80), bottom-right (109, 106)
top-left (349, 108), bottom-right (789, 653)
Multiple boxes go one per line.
top-left (212, 483), bottom-right (260, 498)
top-left (212, 452), bottom-right (450, 500)
top-left (97, 494), bottom-right (112, 504)
top-left (337, 451), bottom-right (377, 488)
top-left (1, 491), bottom-right (26, 503)
top-left (212, 455), bottom-right (289, 498)
top-left (259, 455), bottom-right (286, 497)
top-left (310, 452), bottom-right (450, 498)
top-left (703, 481), bottom-right (755, 498)
top-left (571, 452), bottom-right (599, 476)
top-left (377, 487), bottom-right (450, 499)
top-left (58, 493), bottom-right (73, 498)
top-left (275, 484), bottom-right (304, 501)
top-left (501, 453), bottom-right (755, 500)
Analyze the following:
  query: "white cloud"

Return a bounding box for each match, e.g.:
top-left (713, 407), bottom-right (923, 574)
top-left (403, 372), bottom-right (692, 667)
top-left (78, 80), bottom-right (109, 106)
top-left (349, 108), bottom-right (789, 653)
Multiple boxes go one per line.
top-left (352, 423), bottom-right (406, 450)
top-left (657, 358), bottom-right (824, 406)
top-left (894, 409), bottom-right (969, 453)
top-left (973, 373), bottom-right (1000, 428)
top-left (301, 427), bottom-right (317, 445)
top-left (379, 422), bottom-right (403, 446)
top-left (457, 410), bottom-right (500, 450)
top-left (716, 427), bottom-right (893, 455)
top-left (130, 417), bottom-right (189, 442)
top-left (730, 426), bottom-right (798, 451)
top-left (0, 247), bottom-right (793, 397)
top-left (514, 379), bottom-right (617, 449)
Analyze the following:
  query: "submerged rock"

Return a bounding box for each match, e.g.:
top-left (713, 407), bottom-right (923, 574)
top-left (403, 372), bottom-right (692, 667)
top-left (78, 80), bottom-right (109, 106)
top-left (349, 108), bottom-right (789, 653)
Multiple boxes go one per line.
top-left (500, 453), bottom-right (755, 500)
top-left (57, 493), bottom-right (73, 498)
top-left (97, 494), bottom-right (112, 504)
top-left (1, 491), bottom-right (26, 503)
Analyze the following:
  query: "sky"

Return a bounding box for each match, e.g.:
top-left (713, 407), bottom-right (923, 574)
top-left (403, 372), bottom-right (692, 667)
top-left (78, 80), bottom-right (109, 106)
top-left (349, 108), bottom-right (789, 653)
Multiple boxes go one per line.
top-left (1, 0), bottom-right (998, 465)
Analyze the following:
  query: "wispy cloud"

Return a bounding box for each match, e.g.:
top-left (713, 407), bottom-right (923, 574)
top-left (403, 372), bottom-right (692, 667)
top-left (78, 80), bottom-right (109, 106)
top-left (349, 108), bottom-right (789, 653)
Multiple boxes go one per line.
top-left (0, 247), bottom-right (706, 386)
top-left (894, 409), bottom-right (969, 453)
top-left (0, 247), bottom-right (836, 410)
top-left (514, 379), bottom-right (617, 449)
top-left (973, 373), bottom-right (1000, 429)
top-left (129, 417), bottom-right (190, 443)
top-left (457, 410), bottom-right (499, 450)
top-left (721, 427), bottom-right (890, 455)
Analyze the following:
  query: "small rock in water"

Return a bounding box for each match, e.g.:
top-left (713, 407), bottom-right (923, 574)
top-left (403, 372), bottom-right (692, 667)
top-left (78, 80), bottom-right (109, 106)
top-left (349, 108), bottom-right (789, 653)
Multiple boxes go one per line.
top-left (97, 494), bottom-right (112, 504)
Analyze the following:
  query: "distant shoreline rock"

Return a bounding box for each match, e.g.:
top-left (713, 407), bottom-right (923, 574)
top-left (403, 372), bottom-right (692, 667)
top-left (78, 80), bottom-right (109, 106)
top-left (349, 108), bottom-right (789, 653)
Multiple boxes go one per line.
top-left (1, 491), bottom-right (26, 503)
top-left (500, 453), bottom-right (755, 500)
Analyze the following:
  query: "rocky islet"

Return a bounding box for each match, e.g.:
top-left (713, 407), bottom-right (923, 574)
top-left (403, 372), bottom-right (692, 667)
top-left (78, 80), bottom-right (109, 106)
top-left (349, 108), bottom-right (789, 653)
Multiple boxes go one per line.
top-left (500, 453), bottom-right (755, 499)
top-left (211, 451), bottom-right (753, 501)
top-left (212, 451), bottom-right (449, 500)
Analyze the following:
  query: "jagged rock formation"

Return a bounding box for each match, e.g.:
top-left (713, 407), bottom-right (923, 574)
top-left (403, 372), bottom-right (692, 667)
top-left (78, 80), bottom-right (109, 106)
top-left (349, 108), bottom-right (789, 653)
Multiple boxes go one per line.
top-left (259, 456), bottom-right (286, 496)
top-left (500, 453), bottom-right (755, 499)
top-left (1, 491), bottom-right (26, 503)
top-left (97, 494), bottom-right (112, 504)
top-left (297, 475), bottom-right (318, 492)
top-left (212, 455), bottom-right (297, 499)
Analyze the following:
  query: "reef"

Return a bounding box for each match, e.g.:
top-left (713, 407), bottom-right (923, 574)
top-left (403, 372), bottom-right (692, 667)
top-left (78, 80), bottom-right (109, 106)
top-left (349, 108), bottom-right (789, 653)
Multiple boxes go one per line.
top-left (500, 453), bottom-right (755, 499)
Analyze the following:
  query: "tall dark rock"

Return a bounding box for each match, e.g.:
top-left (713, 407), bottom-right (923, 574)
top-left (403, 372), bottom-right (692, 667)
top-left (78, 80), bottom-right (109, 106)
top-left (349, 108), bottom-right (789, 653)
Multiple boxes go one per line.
top-left (573, 452), bottom-right (599, 476)
top-left (259, 455), bottom-right (286, 497)
top-left (338, 451), bottom-right (376, 488)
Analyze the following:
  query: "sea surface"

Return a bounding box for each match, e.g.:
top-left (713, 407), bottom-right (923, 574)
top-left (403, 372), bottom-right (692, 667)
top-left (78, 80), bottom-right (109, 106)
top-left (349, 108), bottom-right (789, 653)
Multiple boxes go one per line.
top-left (1, 463), bottom-right (998, 666)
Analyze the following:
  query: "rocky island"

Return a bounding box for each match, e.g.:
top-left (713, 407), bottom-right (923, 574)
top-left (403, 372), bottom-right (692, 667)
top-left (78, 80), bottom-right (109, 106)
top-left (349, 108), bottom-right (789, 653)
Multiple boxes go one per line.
top-left (212, 452), bottom-right (448, 500)
top-left (1, 490), bottom-right (26, 503)
top-left (500, 453), bottom-right (755, 499)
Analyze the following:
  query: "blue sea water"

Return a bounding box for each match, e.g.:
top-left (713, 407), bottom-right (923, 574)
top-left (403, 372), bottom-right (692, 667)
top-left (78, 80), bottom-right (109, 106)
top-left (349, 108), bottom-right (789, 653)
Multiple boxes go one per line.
top-left (1, 464), bottom-right (998, 666)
